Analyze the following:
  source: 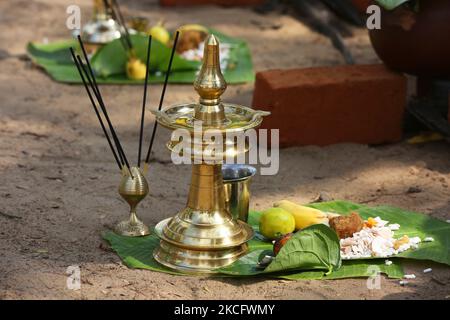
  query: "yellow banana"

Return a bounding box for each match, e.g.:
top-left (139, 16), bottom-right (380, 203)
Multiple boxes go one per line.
top-left (148, 22), bottom-right (170, 45)
top-left (177, 24), bottom-right (209, 34)
top-left (273, 200), bottom-right (329, 230)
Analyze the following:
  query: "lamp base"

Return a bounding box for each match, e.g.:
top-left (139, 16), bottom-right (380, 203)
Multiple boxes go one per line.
top-left (153, 239), bottom-right (248, 274)
top-left (114, 218), bottom-right (150, 237)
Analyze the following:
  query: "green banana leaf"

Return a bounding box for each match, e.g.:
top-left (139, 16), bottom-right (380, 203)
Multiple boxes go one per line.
top-left (217, 249), bottom-right (403, 280)
top-left (91, 34), bottom-right (200, 77)
top-left (375, 0), bottom-right (412, 10)
top-left (308, 201), bottom-right (450, 266)
top-left (103, 227), bottom-right (403, 280)
top-left (103, 230), bottom-right (404, 280)
top-left (104, 199), bottom-right (450, 279)
top-left (281, 259), bottom-right (405, 280)
top-left (26, 29), bottom-right (254, 84)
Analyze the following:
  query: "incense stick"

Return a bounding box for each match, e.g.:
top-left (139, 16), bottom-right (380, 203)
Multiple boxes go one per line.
top-left (70, 47), bottom-right (122, 170)
top-left (74, 54), bottom-right (124, 166)
top-left (144, 31), bottom-right (180, 165)
top-left (103, 0), bottom-right (130, 52)
top-left (137, 35), bottom-right (152, 168)
top-left (110, 0), bottom-right (133, 51)
top-left (76, 35), bottom-right (133, 178)
top-left (76, 35), bottom-right (123, 166)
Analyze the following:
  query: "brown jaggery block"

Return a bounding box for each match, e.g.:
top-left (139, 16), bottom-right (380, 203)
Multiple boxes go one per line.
top-left (177, 30), bottom-right (207, 54)
top-left (160, 0), bottom-right (264, 6)
top-left (329, 212), bottom-right (364, 239)
top-left (252, 64), bottom-right (407, 147)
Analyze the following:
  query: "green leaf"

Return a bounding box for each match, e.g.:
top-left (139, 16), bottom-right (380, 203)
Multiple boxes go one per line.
top-left (90, 34), bottom-right (200, 77)
top-left (264, 224), bottom-right (341, 274)
top-left (217, 249), bottom-right (271, 276)
top-left (217, 249), bottom-right (403, 280)
top-left (26, 29), bottom-right (255, 84)
top-left (103, 201), bottom-right (448, 280)
top-left (219, 225), bottom-right (342, 277)
top-left (308, 201), bottom-right (450, 266)
top-left (27, 40), bottom-right (77, 65)
top-left (375, 0), bottom-right (412, 10)
top-left (280, 259), bottom-right (404, 280)
top-left (103, 231), bottom-right (186, 276)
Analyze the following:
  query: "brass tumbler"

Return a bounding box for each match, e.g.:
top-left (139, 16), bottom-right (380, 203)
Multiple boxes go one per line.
top-left (223, 164), bottom-right (256, 223)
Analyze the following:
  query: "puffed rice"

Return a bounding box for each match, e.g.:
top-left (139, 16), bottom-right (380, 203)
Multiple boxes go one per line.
top-left (340, 217), bottom-right (421, 259)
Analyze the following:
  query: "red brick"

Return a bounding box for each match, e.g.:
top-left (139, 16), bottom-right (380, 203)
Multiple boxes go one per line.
top-left (252, 65), bottom-right (407, 147)
top-left (160, 0), bottom-right (264, 6)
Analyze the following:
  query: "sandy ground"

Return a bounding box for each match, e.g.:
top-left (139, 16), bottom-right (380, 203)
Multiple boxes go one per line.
top-left (0, 0), bottom-right (449, 300)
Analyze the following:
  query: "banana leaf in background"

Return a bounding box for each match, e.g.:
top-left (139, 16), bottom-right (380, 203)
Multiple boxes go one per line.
top-left (26, 29), bottom-right (255, 84)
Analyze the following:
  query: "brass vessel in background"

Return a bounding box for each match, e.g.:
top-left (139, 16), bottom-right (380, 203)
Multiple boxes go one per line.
top-left (79, 0), bottom-right (122, 53)
top-left (152, 35), bottom-right (269, 273)
top-left (115, 166), bottom-right (150, 237)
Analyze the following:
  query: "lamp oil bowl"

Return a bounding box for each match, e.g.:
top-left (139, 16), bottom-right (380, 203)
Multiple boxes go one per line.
top-left (115, 166), bottom-right (150, 237)
top-left (152, 35), bottom-right (269, 273)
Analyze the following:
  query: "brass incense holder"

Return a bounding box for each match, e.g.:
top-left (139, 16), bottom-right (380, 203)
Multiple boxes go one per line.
top-left (115, 167), bottom-right (150, 237)
top-left (152, 35), bottom-right (269, 273)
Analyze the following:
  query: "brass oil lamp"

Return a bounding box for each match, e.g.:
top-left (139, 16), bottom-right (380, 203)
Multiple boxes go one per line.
top-left (152, 35), bottom-right (269, 273)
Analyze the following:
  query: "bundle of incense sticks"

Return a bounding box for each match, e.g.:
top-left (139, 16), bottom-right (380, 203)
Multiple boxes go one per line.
top-left (70, 31), bottom-right (180, 176)
top-left (103, 0), bottom-right (133, 52)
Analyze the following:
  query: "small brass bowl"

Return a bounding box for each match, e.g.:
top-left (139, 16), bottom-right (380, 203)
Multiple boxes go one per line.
top-left (115, 166), bottom-right (150, 237)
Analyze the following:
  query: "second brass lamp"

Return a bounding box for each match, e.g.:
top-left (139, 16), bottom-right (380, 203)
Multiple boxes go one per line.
top-left (152, 35), bottom-right (269, 273)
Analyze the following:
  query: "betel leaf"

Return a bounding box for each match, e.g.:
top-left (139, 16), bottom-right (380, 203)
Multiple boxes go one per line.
top-left (375, 0), bottom-right (412, 10)
top-left (264, 224), bottom-right (342, 274)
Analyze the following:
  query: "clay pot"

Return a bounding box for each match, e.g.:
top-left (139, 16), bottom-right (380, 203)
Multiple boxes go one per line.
top-left (369, 0), bottom-right (450, 77)
top-left (351, 0), bottom-right (372, 13)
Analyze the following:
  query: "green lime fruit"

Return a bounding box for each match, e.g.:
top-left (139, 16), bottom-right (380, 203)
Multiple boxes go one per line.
top-left (259, 208), bottom-right (296, 240)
